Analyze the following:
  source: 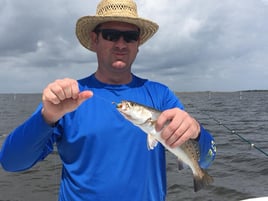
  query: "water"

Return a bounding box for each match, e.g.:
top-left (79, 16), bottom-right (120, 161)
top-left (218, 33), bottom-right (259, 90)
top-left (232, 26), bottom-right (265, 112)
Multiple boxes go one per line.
top-left (0, 92), bottom-right (267, 201)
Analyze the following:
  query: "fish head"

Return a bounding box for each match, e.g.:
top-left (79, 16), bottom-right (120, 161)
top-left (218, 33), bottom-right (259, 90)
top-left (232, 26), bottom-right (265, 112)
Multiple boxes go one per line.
top-left (116, 100), bottom-right (153, 125)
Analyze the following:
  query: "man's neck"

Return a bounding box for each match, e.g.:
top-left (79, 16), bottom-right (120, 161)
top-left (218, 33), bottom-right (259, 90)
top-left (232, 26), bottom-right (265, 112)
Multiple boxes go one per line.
top-left (94, 70), bottom-right (132, 85)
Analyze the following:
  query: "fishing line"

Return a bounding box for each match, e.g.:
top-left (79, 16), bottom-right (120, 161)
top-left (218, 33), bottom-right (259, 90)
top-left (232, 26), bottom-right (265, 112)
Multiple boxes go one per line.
top-left (196, 108), bottom-right (268, 157)
top-left (92, 93), bottom-right (113, 104)
top-left (94, 92), bottom-right (268, 156)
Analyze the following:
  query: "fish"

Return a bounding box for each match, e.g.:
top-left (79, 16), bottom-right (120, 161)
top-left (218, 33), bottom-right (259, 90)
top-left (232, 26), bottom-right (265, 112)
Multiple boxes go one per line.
top-left (116, 100), bottom-right (213, 192)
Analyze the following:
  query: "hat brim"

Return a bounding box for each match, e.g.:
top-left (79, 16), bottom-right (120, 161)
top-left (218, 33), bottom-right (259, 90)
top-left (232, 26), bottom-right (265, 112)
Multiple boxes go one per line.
top-left (76, 16), bottom-right (159, 51)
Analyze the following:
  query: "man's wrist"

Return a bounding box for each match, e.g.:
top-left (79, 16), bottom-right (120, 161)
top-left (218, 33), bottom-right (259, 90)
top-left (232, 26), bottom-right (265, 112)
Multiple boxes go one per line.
top-left (41, 108), bottom-right (59, 126)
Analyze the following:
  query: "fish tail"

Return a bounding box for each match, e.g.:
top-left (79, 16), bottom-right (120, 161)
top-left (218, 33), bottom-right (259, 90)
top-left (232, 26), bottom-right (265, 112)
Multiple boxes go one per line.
top-left (193, 169), bottom-right (214, 192)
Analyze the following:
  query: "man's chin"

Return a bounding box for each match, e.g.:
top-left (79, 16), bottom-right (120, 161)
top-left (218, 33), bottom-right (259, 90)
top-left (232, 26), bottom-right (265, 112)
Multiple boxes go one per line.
top-left (112, 61), bottom-right (128, 69)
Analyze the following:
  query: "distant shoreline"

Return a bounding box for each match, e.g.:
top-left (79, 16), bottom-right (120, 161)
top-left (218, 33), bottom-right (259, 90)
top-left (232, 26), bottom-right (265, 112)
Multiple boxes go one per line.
top-left (176, 89), bottom-right (268, 94)
top-left (0, 89), bottom-right (268, 95)
top-left (239, 89), bottom-right (268, 92)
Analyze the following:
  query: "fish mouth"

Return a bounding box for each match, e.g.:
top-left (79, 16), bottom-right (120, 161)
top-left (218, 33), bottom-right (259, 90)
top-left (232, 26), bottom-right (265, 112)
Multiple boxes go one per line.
top-left (112, 102), bottom-right (122, 109)
top-left (115, 102), bottom-right (132, 119)
top-left (116, 103), bottom-right (123, 109)
top-left (114, 101), bottom-right (128, 111)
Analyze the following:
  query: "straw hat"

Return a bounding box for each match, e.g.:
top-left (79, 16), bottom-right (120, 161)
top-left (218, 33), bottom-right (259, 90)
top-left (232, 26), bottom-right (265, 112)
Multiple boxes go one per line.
top-left (76, 0), bottom-right (159, 51)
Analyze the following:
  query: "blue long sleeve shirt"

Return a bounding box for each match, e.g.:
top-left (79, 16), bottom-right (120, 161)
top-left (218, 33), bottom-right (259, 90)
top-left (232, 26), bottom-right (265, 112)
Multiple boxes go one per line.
top-left (0, 74), bottom-right (216, 201)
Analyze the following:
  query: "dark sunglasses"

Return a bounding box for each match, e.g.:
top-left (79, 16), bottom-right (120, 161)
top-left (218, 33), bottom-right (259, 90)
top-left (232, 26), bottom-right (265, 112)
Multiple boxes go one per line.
top-left (94, 29), bottom-right (140, 43)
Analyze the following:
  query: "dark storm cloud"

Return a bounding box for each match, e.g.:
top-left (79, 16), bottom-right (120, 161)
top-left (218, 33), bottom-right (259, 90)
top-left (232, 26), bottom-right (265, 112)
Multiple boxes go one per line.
top-left (0, 0), bottom-right (268, 92)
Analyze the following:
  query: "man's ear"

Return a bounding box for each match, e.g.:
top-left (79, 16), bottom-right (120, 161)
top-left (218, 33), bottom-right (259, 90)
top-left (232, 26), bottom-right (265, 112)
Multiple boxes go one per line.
top-left (90, 32), bottom-right (98, 51)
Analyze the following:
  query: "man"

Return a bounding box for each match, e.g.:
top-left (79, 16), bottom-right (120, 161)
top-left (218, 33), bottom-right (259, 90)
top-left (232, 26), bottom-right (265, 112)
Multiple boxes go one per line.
top-left (0, 0), bottom-right (216, 200)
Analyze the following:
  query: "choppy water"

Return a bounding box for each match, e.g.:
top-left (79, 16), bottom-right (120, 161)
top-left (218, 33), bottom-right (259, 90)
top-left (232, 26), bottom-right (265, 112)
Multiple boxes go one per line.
top-left (0, 92), bottom-right (267, 201)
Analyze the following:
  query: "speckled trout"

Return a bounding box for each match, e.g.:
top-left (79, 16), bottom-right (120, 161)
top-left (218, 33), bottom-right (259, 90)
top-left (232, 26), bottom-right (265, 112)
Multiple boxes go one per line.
top-left (116, 100), bottom-right (213, 192)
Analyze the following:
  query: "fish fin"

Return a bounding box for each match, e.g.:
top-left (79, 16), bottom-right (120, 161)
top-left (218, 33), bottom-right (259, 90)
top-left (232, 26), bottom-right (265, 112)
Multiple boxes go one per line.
top-left (147, 134), bottom-right (158, 150)
top-left (193, 169), bottom-right (214, 192)
top-left (177, 159), bottom-right (189, 170)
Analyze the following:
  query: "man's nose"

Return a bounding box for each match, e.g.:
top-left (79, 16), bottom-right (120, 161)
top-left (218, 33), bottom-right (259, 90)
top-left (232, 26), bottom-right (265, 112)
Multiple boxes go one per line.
top-left (114, 36), bottom-right (127, 48)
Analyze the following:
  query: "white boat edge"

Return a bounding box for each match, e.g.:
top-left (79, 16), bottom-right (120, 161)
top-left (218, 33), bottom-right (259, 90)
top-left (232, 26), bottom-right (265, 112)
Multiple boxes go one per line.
top-left (240, 197), bottom-right (268, 201)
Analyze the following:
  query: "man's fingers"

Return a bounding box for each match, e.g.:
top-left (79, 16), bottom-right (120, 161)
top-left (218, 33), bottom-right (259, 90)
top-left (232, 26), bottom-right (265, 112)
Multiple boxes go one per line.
top-left (50, 84), bottom-right (66, 101)
top-left (164, 120), bottom-right (188, 146)
top-left (56, 78), bottom-right (78, 100)
top-left (43, 86), bottom-right (61, 105)
top-left (43, 78), bottom-right (79, 103)
top-left (41, 79), bottom-right (94, 125)
top-left (156, 108), bottom-right (185, 133)
top-left (71, 81), bottom-right (80, 99)
top-left (156, 108), bottom-right (201, 148)
top-left (155, 109), bottom-right (173, 131)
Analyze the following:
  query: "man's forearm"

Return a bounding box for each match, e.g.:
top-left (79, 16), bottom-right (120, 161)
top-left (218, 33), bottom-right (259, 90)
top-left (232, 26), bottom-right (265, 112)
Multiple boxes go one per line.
top-left (0, 107), bottom-right (54, 172)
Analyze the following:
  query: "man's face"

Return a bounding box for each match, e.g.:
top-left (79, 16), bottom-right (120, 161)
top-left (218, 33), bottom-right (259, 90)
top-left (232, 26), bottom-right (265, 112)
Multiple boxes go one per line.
top-left (91, 21), bottom-right (140, 74)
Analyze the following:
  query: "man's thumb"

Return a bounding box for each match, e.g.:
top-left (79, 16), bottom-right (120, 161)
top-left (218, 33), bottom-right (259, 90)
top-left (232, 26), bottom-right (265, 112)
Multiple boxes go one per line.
top-left (77, 90), bottom-right (93, 105)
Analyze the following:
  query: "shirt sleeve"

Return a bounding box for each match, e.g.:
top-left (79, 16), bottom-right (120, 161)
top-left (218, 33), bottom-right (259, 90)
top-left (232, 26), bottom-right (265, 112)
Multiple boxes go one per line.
top-left (197, 125), bottom-right (216, 169)
top-left (0, 104), bottom-right (55, 172)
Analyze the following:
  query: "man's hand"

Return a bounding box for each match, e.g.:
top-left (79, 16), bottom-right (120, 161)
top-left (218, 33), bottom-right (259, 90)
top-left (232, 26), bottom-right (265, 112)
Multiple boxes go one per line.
top-left (41, 78), bottom-right (93, 125)
top-left (156, 108), bottom-right (200, 148)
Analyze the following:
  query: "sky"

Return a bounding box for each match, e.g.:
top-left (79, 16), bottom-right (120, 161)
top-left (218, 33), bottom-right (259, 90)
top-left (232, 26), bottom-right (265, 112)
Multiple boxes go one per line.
top-left (0, 0), bottom-right (268, 93)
